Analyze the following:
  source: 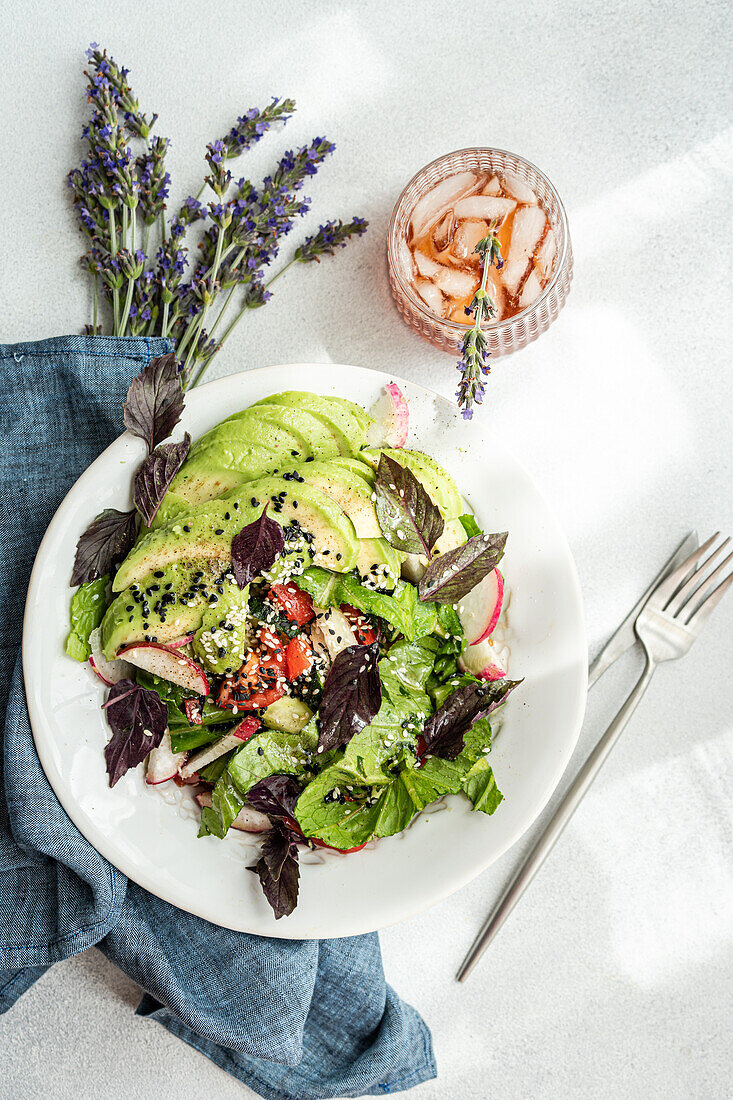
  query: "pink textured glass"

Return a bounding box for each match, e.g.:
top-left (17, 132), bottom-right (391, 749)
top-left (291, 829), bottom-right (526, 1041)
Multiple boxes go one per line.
top-left (387, 148), bottom-right (573, 357)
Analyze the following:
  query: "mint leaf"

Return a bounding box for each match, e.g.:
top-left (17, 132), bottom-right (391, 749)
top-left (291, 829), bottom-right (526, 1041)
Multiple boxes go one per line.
top-left (71, 508), bottom-right (138, 586)
top-left (198, 771), bottom-right (246, 838)
top-left (134, 433), bottom-right (191, 526)
top-left (249, 824), bottom-right (300, 919)
top-left (231, 507), bottom-right (285, 588)
top-left (102, 679), bottom-right (168, 786)
top-left (66, 576), bottom-right (108, 661)
top-left (123, 353), bottom-right (184, 452)
top-left (318, 643), bottom-right (382, 753)
top-left (374, 452), bottom-right (444, 555)
top-left (458, 513), bottom-right (482, 539)
top-left (418, 531), bottom-right (507, 604)
top-left (462, 757), bottom-right (503, 815)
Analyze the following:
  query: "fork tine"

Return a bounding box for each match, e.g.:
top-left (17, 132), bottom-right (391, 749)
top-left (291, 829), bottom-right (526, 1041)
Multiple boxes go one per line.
top-left (667, 540), bottom-right (732, 617)
top-left (685, 562), bottom-right (733, 630)
top-left (651, 531), bottom-right (722, 608)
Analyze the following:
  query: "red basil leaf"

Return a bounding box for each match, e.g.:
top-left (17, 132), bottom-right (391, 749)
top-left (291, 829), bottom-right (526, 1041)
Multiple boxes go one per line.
top-left (231, 507), bottom-right (285, 588)
top-left (422, 678), bottom-right (521, 760)
top-left (123, 353), bottom-right (184, 452)
top-left (418, 531), bottom-right (508, 603)
top-left (318, 642), bottom-right (382, 753)
top-left (246, 774), bottom-right (302, 820)
top-left (374, 453), bottom-right (444, 556)
top-left (133, 433), bottom-right (191, 527)
top-left (103, 678), bottom-right (168, 786)
top-left (71, 508), bottom-right (138, 586)
top-left (248, 824), bottom-right (300, 919)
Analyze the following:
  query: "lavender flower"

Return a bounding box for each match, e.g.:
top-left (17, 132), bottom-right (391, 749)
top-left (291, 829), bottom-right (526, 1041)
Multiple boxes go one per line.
top-left (294, 217), bottom-right (368, 263)
top-left (218, 98), bottom-right (295, 159)
top-left (137, 136), bottom-right (171, 226)
top-left (455, 232), bottom-right (503, 419)
top-left (85, 45), bottom-right (157, 140)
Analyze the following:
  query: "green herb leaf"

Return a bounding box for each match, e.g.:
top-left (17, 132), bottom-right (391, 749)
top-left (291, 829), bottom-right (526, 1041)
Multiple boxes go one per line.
top-left (198, 771), bottom-right (246, 838)
top-left (66, 576), bottom-right (109, 662)
top-left (458, 513), bottom-right (482, 539)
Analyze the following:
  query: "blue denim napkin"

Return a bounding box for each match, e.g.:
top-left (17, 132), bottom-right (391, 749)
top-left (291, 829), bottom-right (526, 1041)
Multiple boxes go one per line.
top-left (0, 336), bottom-right (436, 1099)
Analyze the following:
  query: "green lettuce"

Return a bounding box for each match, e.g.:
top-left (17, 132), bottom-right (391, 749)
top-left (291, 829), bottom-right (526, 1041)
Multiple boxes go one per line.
top-left (228, 723), bottom-right (318, 796)
top-left (297, 567), bottom-right (438, 640)
top-left (65, 576), bottom-right (109, 662)
top-left (198, 772), bottom-right (246, 839)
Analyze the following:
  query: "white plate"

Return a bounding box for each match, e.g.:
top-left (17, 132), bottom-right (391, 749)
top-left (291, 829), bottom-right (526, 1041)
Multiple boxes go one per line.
top-left (24, 363), bottom-right (586, 938)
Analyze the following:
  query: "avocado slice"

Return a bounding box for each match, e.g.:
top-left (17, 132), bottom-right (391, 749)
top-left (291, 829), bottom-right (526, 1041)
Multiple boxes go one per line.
top-left (360, 447), bottom-right (463, 519)
top-left (287, 460), bottom-right (380, 539)
top-left (114, 479), bottom-right (359, 592)
top-left (165, 466), bottom-right (249, 512)
top-left (355, 537), bottom-right (403, 592)
top-left (187, 408), bottom-right (310, 463)
top-left (262, 696), bottom-right (313, 734)
top-left (100, 560), bottom-right (229, 659)
top-left (254, 392), bottom-right (371, 454)
top-left (329, 455), bottom-right (376, 486)
top-left (220, 404), bottom-right (341, 459)
top-left (192, 579), bottom-right (250, 675)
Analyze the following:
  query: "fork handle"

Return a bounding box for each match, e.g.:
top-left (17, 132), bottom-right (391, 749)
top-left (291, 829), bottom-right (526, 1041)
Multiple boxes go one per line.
top-left (456, 655), bottom-right (657, 981)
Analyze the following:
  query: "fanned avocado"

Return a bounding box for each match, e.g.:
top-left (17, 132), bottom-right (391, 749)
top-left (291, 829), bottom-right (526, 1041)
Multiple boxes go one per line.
top-left (360, 447), bottom-right (463, 518)
top-left (114, 478), bottom-right (359, 591)
top-left (287, 460), bottom-right (380, 539)
top-left (164, 467), bottom-right (249, 512)
top-left (192, 579), bottom-right (250, 675)
top-left (254, 392), bottom-right (371, 454)
top-left (219, 404), bottom-right (340, 459)
top-left (329, 455), bottom-right (376, 485)
top-left (355, 537), bottom-right (403, 592)
top-left (187, 409), bottom-right (309, 462)
top-left (100, 560), bottom-right (229, 659)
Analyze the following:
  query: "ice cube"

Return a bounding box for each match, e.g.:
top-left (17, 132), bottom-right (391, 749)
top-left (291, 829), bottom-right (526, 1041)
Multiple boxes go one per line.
top-left (433, 266), bottom-right (477, 299)
top-left (501, 171), bottom-right (537, 205)
top-left (486, 273), bottom-right (506, 319)
top-left (534, 228), bottom-right (556, 280)
top-left (414, 250), bottom-right (444, 279)
top-left (482, 175), bottom-right (502, 196)
top-left (396, 236), bottom-right (415, 278)
top-left (452, 219), bottom-right (489, 262)
top-left (453, 195), bottom-right (516, 223)
top-left (409, 172), bottom-right (477, 240)
top-left (413, 278), bottom-right (445, 316)
top-left (431, 210), bottom-right (456, 252)
top-left (501, 205), bottom-right (547, 295)
top-left (518, 270), bottom-right (543, 309)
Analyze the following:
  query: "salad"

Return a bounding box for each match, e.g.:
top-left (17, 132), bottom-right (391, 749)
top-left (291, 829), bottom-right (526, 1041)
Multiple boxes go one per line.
top-left (66, 356), bottom-right (520, 918)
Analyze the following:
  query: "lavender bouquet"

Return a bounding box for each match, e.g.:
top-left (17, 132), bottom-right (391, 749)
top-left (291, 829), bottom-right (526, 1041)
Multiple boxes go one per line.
top-left (67, 45), bottom-right (367, 388)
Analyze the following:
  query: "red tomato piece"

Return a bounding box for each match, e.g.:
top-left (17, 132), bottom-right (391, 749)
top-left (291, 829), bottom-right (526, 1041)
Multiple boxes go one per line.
top-left (270, 581), bottom-right (315, 626)
top-left (285, 635), bottom-right (315, 681)
top-left (232, 716), bottom-right (260, 742)
top-left (217, 637), bottom-right (287, 711)
top-left (340, 603), bottom-right (377, 645)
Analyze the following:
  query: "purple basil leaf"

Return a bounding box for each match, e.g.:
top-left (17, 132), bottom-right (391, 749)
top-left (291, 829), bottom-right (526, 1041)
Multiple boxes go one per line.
top-left (246, 774), bottom-right (302, 821)
top-left (71, 508), bottom-right (138, 586)
top-left (418, 531), bottom-right (508, 604)
top-left (422, 678), bottom-right (522, 760)
top-left (374, 453), bottom-right (444, 556)
top-left (318, 642), bottom-right (382, 753)
top-left (102, 678), bottom-right (168, 786)
top-left (248, 824), bottom-right (300, 919)
top-left (123, 353), bottom-right (184, 452)
top-left (134, 433), bottom-right (191, 527)
top-left (231, 507), bottom-right (285, 588)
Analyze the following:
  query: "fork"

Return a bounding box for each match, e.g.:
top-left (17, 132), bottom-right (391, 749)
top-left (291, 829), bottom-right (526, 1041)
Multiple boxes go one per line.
top-left (456, 532), bottom-right (733, 982)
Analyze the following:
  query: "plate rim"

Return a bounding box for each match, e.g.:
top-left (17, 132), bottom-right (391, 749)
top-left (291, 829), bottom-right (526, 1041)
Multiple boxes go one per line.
top-left (23, 361), bottom-right (587, 937)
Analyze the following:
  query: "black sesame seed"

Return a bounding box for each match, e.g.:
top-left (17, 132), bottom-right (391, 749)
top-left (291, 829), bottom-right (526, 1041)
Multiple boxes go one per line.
top-left (257, 746), bottom-right (264, 756)
top-left (153, 570), bottom-right (164, 578)
top-left (183, 525), bottom-right (190, 532)
top-left (224, 512), bottom-right (230, 520)
top-left (126, 604), bottom-right (133, 611)
top-left (251, 498), bottom-right (259, 507)
top-left (214, 528), bottom-right (224, 535)
top-left (336, 553), bottom-right (342, 561)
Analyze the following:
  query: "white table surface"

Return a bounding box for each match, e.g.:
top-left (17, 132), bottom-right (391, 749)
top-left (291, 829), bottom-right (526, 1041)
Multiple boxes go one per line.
top-left (1, 2), bottom-right (732, 1097)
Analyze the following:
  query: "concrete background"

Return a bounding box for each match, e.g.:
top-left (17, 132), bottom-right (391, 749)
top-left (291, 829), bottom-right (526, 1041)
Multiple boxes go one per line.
top-left (1, 1), bottom-right (731, 1097)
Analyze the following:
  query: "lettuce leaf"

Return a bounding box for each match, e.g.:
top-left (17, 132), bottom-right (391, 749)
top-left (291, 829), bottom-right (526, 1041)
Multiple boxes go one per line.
top-left (228, 724), bottom-right (318, 796)
top-left (66, 576), bottom-right (109, 662)
top-left (294, 768), bottom-right (382, 848)
top-left (297, 567), bottom-right (437, 640)
top-left (198, 771), bottom-right (246, 839)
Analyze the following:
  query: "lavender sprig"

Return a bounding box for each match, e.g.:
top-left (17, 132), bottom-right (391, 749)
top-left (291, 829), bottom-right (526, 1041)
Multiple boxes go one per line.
top-left (294, 217), bottom-right (368, 263)
top-left (455, 230), bottom-right (503, 420)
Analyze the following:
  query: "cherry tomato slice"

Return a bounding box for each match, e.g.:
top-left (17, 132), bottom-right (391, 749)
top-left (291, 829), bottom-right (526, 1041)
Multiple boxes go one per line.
top-left (340, 603), bottom-right (378, 645)
top-left (270, 581), bottom-right (315, 626)
top-left (285, 635), bottom-right (315, 681)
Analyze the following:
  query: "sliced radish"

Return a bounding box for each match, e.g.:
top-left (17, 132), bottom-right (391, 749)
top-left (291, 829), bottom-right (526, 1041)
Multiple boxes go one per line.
top-left (146, 731), bottom-right (187, 785)
top-left (195, 791), bottom-right (272, 833)
top-left (459, 640), bottom-right (506, 680)
top-left (458, 568), bottom-right (503, 646)
top-left (179, 719), bottom-right (260, 779)
top-left (167, 633), bottom-right (195, 649)
top-left (365, 382), bottom-right (409, 448)
top-left (117, 642), bottom-right (210, 695)
top-left (88, 628), bottom-right (134, 686)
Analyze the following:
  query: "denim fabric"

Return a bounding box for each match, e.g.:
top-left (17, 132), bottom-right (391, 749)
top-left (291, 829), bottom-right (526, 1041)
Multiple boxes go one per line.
top-left (0, 337), bottom-right (436, 1099)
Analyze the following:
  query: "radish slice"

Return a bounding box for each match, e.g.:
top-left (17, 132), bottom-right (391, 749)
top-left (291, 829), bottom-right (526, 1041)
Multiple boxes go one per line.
top-left (365, 383), bottom-right (409, 448)
top-left (146, 731), bottom-right (186, 785)
top-left (167, 633), bottom-right (195, 649)
top-left (459, 640), bottom-right (506, 680)
top-left (89, 628), bottom-right (134, 685)
top-left (117, 642), bottom-right (209, 695)
top-left (458, 568), bottom-right (503, 645)
top-left (179, 719), bottom-right (260, 779)
top-left (195, 792), bottom-right (272, 834)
